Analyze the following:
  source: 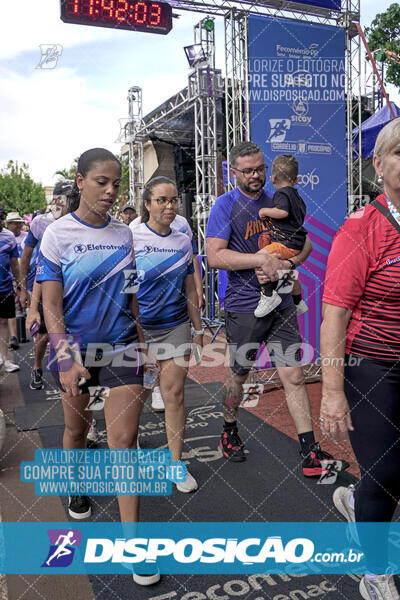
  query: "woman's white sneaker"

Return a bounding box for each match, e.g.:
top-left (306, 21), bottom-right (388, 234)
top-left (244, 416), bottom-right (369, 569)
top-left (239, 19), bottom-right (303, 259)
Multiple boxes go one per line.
top-left (333, 484), bottom-right (355, 522)
top-left (4, 359), bottom-right (20, 373)
top-left (360, 574), bottom-right (399, 599)
top-left (151, 389), bottom-right (165, 412)
top-left (176, 469), bottom-right (198, 493)
top-left (133, 573), bottom-right (161, 586)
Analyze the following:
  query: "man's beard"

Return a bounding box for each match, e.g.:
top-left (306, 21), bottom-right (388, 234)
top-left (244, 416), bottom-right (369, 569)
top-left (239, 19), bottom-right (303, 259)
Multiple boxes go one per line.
top-left (239, 176), bottom-right (265, 195)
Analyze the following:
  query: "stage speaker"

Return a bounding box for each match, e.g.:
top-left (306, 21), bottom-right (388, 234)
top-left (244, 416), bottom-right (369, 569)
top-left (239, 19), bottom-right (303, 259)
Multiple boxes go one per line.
top-left (181, 192), bottom-right (194, 222)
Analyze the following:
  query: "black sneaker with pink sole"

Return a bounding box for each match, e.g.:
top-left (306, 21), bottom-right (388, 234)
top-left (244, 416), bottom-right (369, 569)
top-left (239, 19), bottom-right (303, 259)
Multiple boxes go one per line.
top-left (301, 442), bottom-right (349, 477)
top-left (219, 427), bottom-right (246, 462)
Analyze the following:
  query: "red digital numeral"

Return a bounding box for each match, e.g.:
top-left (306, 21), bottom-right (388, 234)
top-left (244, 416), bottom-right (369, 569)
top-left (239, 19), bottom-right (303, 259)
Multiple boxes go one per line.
top-left (115, 0), bottom-right (128, 21)
top-left (73, 0), bottom-right (79, 14)
top-left (101, 0), bottom-right (114, 18)
top-left (134, 2), bottom-right (147, 24)
top-left (149, 3), bottom-right (161, 25)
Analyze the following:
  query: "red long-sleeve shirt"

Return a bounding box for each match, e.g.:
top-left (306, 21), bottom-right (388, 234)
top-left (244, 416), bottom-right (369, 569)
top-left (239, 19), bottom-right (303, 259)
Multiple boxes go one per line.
top-left (323, 194), bottom-right (400, 361)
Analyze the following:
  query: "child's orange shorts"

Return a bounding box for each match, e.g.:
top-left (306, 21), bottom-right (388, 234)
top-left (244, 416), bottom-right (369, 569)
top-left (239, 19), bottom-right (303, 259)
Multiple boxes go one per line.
top-left (260, 242), bottom-right (300, 260)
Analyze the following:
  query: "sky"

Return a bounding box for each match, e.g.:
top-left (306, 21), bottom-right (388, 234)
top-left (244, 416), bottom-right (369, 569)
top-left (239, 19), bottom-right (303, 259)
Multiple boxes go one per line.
top-left (0, 0), bottom-right (398, 185)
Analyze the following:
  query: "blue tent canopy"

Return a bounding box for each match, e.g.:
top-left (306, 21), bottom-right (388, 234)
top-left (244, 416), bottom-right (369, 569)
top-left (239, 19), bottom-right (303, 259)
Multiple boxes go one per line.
top-left (353, 102), bottom-right (400, 158)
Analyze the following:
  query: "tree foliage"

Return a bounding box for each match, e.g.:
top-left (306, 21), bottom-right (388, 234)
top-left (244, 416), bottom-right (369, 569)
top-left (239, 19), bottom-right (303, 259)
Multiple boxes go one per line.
top-left (365, 3), bottom-right (400, 88)
top-left (0, 161), bottom-right (46, 216)
top-left (54, 157), bottom-right (78, 181)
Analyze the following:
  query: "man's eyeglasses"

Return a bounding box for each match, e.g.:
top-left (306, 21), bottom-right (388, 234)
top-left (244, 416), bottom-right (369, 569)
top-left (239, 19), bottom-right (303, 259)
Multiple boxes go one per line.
top-left (232, 164), bottom-right (267, 176)
top-left (154, 197), bottom-right (180, 206)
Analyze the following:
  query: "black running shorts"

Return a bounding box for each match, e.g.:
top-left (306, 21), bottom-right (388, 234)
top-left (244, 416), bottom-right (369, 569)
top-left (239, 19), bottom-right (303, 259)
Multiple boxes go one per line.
top-left (225, 305), bottom-right (303, 375)
top-left (0, 292), bottom-right (16, 319)
top-left (50, 343), bottom-right (144, 393)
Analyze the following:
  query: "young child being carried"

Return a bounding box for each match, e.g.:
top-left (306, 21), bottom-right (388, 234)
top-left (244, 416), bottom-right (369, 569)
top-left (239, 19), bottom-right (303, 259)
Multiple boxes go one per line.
top-left (254, 154), bottom-right (308, 318)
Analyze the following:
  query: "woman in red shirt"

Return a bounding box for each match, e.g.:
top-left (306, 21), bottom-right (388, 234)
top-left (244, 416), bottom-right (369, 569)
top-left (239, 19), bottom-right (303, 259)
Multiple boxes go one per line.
top-left (320, 117), bottom-right (400, 600)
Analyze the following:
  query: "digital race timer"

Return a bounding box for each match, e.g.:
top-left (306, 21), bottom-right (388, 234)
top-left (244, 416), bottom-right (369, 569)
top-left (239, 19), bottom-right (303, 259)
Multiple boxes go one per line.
top-left (60, 0), bottom-right (172, 35)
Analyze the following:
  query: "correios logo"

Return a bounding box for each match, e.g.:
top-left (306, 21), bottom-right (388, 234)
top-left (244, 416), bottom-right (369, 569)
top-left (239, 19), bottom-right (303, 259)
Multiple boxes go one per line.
top-left (42, 529), bottom-right (82, 568)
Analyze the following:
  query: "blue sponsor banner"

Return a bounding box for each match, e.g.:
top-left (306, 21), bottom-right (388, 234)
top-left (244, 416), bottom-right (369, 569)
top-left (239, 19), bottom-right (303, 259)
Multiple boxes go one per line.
top-left (248, 16), bottom-right (346, 232)
top-left (2, 522), bottom-right (400, 574)
top-left (289, 0), bottom-right (341, 10)
top-left (248, 16), bottom-right (346, 361)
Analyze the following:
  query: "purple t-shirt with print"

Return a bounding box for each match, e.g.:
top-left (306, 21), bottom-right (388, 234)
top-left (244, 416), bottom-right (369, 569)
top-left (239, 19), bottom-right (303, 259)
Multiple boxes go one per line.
top-left (206, 187), bottom-right (293, 313)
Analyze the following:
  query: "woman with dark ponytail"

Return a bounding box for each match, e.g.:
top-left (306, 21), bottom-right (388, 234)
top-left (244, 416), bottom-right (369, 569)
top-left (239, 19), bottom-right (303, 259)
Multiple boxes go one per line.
top-left (131, 176), bottom-right (203, 493)
top-left (37, 148), bottom-right (159, 587)
top-left (67, 179), bottom-right (81, 213)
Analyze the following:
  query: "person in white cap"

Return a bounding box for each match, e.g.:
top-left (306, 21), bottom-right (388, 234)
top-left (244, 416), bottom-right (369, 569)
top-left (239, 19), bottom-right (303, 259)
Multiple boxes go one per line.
top-left (6, 212), bottom-right (27, 350)
top-left (20, 181), bottom-right (73, 390)
top-left (0, 204), bottom-right (21, 372)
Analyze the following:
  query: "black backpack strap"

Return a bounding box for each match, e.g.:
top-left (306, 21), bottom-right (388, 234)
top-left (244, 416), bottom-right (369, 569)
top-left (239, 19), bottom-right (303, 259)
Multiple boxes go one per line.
top-left (371, 199), bottom-right (400, 235)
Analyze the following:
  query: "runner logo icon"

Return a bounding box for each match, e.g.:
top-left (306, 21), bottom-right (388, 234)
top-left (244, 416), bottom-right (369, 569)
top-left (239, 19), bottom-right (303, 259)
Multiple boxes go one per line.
top-left (42, 529), bottom-right (82, 567)
top-left (85, 386), bottom-right (110, 411)
top-left (267, 119), bottom-right (291, 142)
top-left (121, 269), bottom-right (145, 293)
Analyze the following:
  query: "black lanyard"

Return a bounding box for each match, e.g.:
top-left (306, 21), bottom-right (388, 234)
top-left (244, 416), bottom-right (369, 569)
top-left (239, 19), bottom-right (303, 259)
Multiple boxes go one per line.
top-left (371, 199), bottom-right (400, 235)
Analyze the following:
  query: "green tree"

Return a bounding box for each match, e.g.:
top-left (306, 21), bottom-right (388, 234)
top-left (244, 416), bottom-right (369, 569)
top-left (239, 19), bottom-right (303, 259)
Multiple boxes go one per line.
top-left (54, 157), bottom-right (78, 181)
top-left (365, 3), bottom-right (400, 88)
top-left (0, 161), bottom-right (46, 216)
top-left (116, 153), bottom-right (130, 209)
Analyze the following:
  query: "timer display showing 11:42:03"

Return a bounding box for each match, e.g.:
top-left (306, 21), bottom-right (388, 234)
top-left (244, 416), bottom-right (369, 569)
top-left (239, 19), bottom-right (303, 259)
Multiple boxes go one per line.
top-left (61, 0), bottom-right (173, 34)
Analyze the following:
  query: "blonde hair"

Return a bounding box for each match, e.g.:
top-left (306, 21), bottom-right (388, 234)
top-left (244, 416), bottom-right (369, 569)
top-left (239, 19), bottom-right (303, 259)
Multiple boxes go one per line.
top-left (374, 117), bottom-right (400, 158)
top-left (271, 154), bottom-right (298, 183)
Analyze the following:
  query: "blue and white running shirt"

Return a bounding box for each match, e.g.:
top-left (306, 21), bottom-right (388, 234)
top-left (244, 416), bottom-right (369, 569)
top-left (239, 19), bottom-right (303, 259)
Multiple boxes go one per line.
top-left (0, 229), bottom-right (18, 295)
top-left (14, 231), bottom-right (27, 258)
top-left (131, 221), bottom-right (194, 329)
top-left (130, 214), bottom-right (198, 253)
top-left (24, 212), bottom-right (55, 291)
top-left (36, 213), bottom-right (138, 347)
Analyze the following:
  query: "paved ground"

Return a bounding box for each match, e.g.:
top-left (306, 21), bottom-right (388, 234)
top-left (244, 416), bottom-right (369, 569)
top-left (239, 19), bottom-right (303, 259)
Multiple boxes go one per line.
top-left (0, 334), bottom-right (363, 600)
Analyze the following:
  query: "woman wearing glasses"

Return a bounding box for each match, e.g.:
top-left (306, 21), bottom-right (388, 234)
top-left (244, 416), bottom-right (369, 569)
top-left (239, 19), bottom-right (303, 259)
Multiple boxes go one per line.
top-left (132, 176), bottom-right (203, 493)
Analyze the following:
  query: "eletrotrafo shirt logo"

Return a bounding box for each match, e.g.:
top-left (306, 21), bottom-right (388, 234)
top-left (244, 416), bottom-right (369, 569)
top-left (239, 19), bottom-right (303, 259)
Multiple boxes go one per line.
top-left (74, 244), bottom-right (87, 254)
top-left (42, 529), bottom-right (82, 567)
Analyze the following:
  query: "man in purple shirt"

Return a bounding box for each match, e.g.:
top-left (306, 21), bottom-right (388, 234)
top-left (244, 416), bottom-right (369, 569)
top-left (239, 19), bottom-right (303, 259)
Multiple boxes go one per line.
top-left (206, 141), bottom-right (345, 476)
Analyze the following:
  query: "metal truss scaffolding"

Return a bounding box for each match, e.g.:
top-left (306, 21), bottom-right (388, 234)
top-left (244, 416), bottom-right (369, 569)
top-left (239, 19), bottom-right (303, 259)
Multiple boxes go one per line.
top-left (342, 0), bottom-right (363, 213)
top-left (125, 18), bottom-right (223, 321)
top-left (224, 9), bottom-right (249, 182)
top-left (190, 19), bottom-right (223, 319)
top-left (123, 0), bottom-right (363, 380)
top-left (126, 86), bottom-right (144, 206)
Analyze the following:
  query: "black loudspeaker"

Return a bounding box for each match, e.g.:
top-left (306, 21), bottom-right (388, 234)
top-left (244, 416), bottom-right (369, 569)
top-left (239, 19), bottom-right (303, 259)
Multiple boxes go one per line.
top-left (181, 192), bottom-right (194, 222)
top-left (174, 146), bottom-right (196, 193)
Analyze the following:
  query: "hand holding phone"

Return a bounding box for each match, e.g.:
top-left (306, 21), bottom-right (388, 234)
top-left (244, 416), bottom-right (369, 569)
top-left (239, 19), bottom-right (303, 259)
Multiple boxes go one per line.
top-left (30, 322), bottom-right (40, 338)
